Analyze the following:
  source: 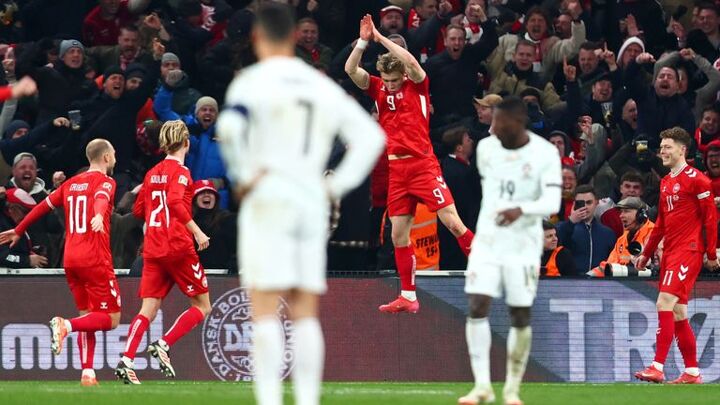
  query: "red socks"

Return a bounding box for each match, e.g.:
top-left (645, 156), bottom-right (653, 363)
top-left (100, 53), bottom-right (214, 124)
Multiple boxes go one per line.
top-left (69, 312), bottom-right (112, 332)
top-left (654, 311), bottom-right (675, 364)
top-left (675, 319), bottom-right (698, 368)
top-left (163, 306), bottom-right (206, 347)
top-left (394, 245), bottom-right (416, 291)
top-left (123, 314), bottom-right (150, 360)
top-left (456, 229), bottom-right (474, 256)
top-left (78, 332), bottom-right (96, 370)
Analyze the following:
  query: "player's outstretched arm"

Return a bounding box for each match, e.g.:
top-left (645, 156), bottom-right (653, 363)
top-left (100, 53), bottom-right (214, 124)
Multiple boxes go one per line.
top-left (326, 92), bottom-right (385, 199)
top-left (344, 15), bottom-right (372, 90)
top-left (370, 16), bottom-right (426, 83)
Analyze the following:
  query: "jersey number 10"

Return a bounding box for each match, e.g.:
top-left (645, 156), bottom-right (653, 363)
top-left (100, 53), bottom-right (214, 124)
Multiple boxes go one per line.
top-left (149, 191), bottom-right (170, 228)
top-left (67, 195), bottom-right (88, 234)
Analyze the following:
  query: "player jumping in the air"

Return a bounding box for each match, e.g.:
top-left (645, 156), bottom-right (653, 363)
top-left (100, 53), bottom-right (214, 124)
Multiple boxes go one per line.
top-left (0, 137), bottom-right (121, 386)
top-left (115, 120), bottom-right (211, 384)
top-left (345, 15), bottom-right (474, 314)
top-left (217, 4), bottom-right (384, 405)
top-left (460, 97), bottom-right (561, 405)
top-left (634, 127), bottom-right (718, 384)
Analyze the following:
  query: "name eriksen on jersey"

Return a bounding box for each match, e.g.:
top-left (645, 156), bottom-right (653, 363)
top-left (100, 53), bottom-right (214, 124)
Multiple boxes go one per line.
top-left (68, 183), bottom-right (88, 192)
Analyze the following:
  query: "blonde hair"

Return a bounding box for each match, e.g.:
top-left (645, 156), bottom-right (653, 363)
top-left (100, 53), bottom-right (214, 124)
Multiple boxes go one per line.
top-left (159, 120), bottom-right (189, 153)
top-left (376, 53), bottom-right (405, 75)
top-left (86, 139), bottom-right (112, 162)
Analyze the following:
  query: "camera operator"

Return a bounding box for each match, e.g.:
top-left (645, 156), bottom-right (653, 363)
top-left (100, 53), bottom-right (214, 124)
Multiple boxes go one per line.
top-left (587, 197), bottom-right (655, 277)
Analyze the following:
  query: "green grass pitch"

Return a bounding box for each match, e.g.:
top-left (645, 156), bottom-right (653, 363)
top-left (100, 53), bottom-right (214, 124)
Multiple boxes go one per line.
top-left (1, 381), bottom-right (718, 404)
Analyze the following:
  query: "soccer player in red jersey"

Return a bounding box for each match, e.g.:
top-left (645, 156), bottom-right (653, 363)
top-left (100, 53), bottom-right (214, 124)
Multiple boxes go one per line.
top-left (115, 120), bottom-right (211, 384)
top-left (0, 138), bottom-right (121, 386)
top-left (345, 15), bottom-right (474, 313)
top-left (634, 127), bottom-right (719, 384)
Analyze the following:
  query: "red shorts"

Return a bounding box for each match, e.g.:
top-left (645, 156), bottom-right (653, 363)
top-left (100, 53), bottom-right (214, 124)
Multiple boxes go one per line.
top-left (65, 266), bottom-right (121, 313)
top-left (139, 254), bottom-right (209, 298)
top-left (659, 251), bottom-right (703, 304)
top-left (387, 157), bottom-right (454, 216)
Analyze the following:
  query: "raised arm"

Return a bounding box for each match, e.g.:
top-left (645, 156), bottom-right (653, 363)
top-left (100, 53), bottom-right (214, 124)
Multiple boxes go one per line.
top-left (344, 16), bottom-right (372, 90)
top-left (370, 16), bottom-right (426, 83)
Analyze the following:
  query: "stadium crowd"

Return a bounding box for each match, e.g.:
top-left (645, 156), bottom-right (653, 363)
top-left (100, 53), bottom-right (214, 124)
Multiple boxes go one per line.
top-left (0, 0), bottom-right (718, 277)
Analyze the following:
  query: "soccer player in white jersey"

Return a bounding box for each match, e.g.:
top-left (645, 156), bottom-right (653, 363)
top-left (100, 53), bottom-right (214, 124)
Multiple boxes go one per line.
top-left (459, 97), bottom-right (562, 405)
top-left (216, 4), bottom-right (385, 405)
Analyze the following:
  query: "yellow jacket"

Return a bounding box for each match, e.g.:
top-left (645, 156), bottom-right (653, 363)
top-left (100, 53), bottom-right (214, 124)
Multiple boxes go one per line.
top-left (606, 220), bottom-right (655, 265)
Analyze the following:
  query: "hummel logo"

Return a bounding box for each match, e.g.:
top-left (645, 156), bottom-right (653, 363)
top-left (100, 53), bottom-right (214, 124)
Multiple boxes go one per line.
top-left (100, 302), bottom-right (108, 309)
top-left (436, 176), bottom-right (448, 189)
top-left (679, 265), bottom-right (689, 281)
top-left (192, 263), bottom-right (202, 279)
top-left (187, 285), bottom-right (194, 293)
top-left (685, 169), bottom-right (697, 178)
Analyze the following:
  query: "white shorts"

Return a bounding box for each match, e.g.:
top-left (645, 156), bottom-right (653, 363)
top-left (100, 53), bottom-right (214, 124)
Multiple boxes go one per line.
top-left (465, 260), bottom-right (540, 307)
top-left (239, 197), bottom-right (327, 294)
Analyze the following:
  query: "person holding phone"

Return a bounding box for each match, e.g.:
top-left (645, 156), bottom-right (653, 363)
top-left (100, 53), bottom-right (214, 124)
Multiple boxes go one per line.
top-left (556, 184), bottom-right (616, 275)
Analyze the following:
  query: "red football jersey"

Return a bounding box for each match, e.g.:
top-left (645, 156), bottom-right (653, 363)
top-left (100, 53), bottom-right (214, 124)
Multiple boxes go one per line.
top-left (134, 157), bottom-right (195, 259)
top-left (46, 171), bottom-right (115, 268)
top-left (366, 75), bottom-right (434, 158)
top-left (644, 164), bottom-right (718, 259)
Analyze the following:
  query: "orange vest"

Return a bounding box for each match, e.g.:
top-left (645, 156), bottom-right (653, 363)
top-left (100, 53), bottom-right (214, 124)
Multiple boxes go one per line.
top-left (545, 247), bottom-right (564, 277)
top-left (606, 220), bottom-right (655, 265)
top-left (410, 204), bottom-right (439, 270)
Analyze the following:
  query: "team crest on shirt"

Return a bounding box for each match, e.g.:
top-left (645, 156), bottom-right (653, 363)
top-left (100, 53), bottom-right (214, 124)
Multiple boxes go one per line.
top-left (179, 175), bottom-right (189, 186)
top-left (396, 92), bottom-right (404, 99)
top-left (673, 183), bottom-right (681, 194)
top-left (522, 163), bottom-right (532, 179)
top-left (202, 287), bottom-right (294, 381)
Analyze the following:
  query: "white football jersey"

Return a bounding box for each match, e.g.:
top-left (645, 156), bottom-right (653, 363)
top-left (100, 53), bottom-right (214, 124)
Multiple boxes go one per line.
top-left (472, 132), bottom-right (562, 262)
top-left (217, 56), bottom-right (384, 206)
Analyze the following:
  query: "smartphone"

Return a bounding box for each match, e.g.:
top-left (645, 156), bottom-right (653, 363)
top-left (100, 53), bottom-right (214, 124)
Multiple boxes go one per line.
top-left (574, 200), bottom-right (586, 210)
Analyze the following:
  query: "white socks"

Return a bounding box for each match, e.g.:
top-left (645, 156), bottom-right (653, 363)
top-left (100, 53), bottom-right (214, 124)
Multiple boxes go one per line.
top-left (401, 290), bottom-right (417, 301)
top-left (252, 317), bottom-right (284, 405)
top-left (466, 318), bottom-right (492, 390)
top-left (292, 318), bottom-right (325, 405)
top-left (652, 361), bottom-right (664, 372)
top-left (685, 367), bottom-right (700, 376)
top-left (504, 326), bottom-right (532, 399)
top-left (64, 319), bottom-right (73, 333)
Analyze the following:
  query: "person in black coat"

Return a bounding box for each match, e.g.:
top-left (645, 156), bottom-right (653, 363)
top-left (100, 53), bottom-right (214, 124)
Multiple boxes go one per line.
top-left (625, 53), bottom-right (696, 149)
top-left (438, 126), bottom-right (480, 270)
top-left (0, 187), bottom-right (47, 268)
top-left (425, 17), bottom-right (498, 129)
top-left (192, 180), bottom-right (237, 273)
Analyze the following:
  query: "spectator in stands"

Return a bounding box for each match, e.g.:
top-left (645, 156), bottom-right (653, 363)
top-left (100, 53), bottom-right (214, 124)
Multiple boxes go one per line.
top-left (153, 90), bottom-right (228, 208)
top-left (488, 4), bottom-right (586, 83)
top-left (407, 0), bottom-right (454, 62)
top-left (675, 2), bottom-right (720, 64)
top-left (626, 52), bottom-right (695, 148)
top-left (620, 97), bottom-right (638, 140)
top-left (653, 48), bottom-right (720, 120)
top-left (82, 0), bottom-right (150, 47)
top-left (555, 165), bottom-right (577, 222)
top-left (159, 53), bottom-right (201, 117)
top-left (616, 36), bottom-right (645, 72)
top-left (703, 140), bottom-right (720, 199)
top-left (577, 42), bottom-right (603, 94)
top-left (87, 25), bottom-right (155, 73)
top-left (8, 152), bottom-right (63, 266)
top-left (449, 0), bottom-right (486, 45)
top-left (19, 39), bottom-right (97, 124)
top-left (554, 12), bottom-right (573, 41)
top-left (597, 171), bottom-right (645, 237)
top-left (489, 40), bottom-right (562, 112)
top-left (425, 8), bottom-right (498, 127)
top-left (295, 17), bottom-right (334, 71)
top-left (165, 0), bottom-right (214, 84)
top-left (192, 179), bottom-right (237, 272)
top-left (541, 220), bottom-right (575, 276)
top-left (4, 120), bottom-right (29, 140)
top-left (556, 185), bottom-right (616, 274)
top-left (438, 126), bottom-right (480, 270)
top-left (0, 187), bottom-right (47, 268)
top-left (588, 197), bottom-right (655, 277)
top-left (695, 106), bottom-right (720, 154)
top-left (464, 94), bottom-right (501, 142)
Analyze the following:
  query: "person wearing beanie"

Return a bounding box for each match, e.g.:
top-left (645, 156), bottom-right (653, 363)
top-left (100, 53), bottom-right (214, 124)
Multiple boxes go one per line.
top-left (617, 36), bottom-right (645, 70)
top-left (3, 120), bottom-right (29, 140)
top-left (82, 0), bottom-right (149, 47)
top-left (159, 52), bottom-right (202, 115)
top-left (191, 180), bottom-right (237, 272)
top-left (154, 86), bottom-right (228, 208)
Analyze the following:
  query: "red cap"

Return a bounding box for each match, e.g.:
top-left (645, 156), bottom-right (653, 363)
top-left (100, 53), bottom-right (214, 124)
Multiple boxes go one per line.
top-left (192, 179), bottom-right (218, 197)
top-left (5, 188), bottom-right (36, 210)
top-left (380, 5), bottom-right (403, 19)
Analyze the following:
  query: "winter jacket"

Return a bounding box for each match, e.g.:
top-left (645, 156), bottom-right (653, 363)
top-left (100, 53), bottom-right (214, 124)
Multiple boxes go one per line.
top-left (153, 85), bottom-right (229, 208)
top-left (653, 51), bottom-right (720, 121)
top-left (488, 63), bottom-right (562, 111)
top-left (556, 218), bottom-right (616, 275)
